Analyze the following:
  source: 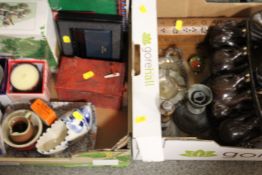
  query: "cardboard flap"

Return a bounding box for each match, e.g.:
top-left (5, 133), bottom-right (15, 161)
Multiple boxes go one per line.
top-left (157, 0), bottom-right (262, 18)
top-left (131, 0), bottom-right (162, 136)
top-left (163, 139), bottom-right (262, 160)
top-left (131, 0), bottom-right (164, 161)
top-left (136, 137), bottom-right (164, 161)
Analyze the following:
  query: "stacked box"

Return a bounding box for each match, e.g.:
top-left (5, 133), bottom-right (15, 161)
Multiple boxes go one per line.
top-left (56, 57), bottom-right (125, 110)
top-left (0, 0), bottom-right (59, 71)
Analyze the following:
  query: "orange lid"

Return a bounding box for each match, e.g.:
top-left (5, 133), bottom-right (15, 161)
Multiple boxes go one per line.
top-left (31, 99), bottom-right (57, 126)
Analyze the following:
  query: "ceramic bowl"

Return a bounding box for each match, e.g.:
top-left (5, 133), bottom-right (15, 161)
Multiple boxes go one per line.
top-left (36, 104), bottom-right (95, 155)
top-left (2, 109), bottom-right (43, 150)
top-left (36, 120), bottom-right (68, 155)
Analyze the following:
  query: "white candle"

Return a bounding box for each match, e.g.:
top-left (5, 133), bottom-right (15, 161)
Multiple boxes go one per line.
top-left (10, 63), bottom-right (40, 92)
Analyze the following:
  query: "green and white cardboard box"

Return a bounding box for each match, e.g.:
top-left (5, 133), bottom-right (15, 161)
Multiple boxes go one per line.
top-left (0, 1), bottom-right (130, 167)
top-left (131, 0), bottom-right (262, 161)
top-left (0, 0), bottom-right (59, 71)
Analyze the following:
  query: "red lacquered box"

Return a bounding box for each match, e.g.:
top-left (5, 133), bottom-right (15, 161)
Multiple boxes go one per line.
top-left (56, 57), bottom-right (126, 109)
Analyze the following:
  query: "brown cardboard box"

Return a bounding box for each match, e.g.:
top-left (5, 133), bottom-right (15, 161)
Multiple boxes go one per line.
top-left (132, 0), bottom-right (262, 161)
top-left (0, 106), bottom-right (129, 166)
top-left (0, 39), bottom-right (130, 167)
top-left (0, 74), bottom-right (130, 167)
top-left (157, 0), bottom-right (262, 17)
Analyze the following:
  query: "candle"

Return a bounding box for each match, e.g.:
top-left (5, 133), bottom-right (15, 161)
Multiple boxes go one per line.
top-left (10, 63), bottom-right (40, 92)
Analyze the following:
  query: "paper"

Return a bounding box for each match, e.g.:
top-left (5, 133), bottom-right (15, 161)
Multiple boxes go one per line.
top-left (83, 71), bottom-right (95, 80)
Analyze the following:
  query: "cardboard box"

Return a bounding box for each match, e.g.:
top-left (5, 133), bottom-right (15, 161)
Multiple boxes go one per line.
top-left (0, 103), bottom-right (130, 167)
top-left (0, 1), bottom-right (130, 168)
top-left (0, 58), bottom-right (11, 106)
top-left (56, 57), bottom-right (126, 110)
top-left (0, 0), bottom-right (59, 71)
top-left (0, 61), bottom-right (130, 167)
top-left (6, 59), bottom-right (50, 103)
top-left (131, 0), bottom-right (262, 161)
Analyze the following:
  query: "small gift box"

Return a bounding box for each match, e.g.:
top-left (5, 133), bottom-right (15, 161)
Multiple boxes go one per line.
top-left (6, 59), bottom-right (50, 103)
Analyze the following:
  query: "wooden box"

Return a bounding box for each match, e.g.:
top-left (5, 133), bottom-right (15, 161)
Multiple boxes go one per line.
top-left (56, 57), bottom-right (126, 109)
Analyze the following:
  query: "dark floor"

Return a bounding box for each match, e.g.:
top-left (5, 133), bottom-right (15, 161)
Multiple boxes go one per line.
top-left (0, 160), bottom-right (262, 175)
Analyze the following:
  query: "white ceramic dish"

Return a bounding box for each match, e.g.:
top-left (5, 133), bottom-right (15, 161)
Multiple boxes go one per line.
top-left (36, 120), bottom-right (68, 155)
top-left (36, 104), bottom-right (95, 155)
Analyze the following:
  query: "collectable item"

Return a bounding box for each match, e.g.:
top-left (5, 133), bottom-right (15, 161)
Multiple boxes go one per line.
top-left (210, 74), bottom-right (250, 93)
top-left (159, 47), bottom-right (187, 136)
top-left (56, 12), bottom-right (123, 61)
top-left (61, 104), bottom-right (94, 140)
top-left (160, 101), bottom-right (176, 136)
top-left (211, 90), bottom-right (252, 119)
top-left (2, 109), bottom-right (43, 150)
top-left (188, 55), bottom-right (204, 73)
top-left (31, 99), bottom-right (58, 126)
top-left (56, 57), bottom-right (125, 109)
top-left (256, 63), bottom-right (262, 87)
top-left (159, 47), bottom-right (186, 104)
top-left (249, 11), bottom-right (262, 96)
top-left (0, 1), bottom-right (59, 70)
top-left (10, 63), bottom-right (41, 92)
top-left (250, 11), bottom-right (262, 41)
top-left (36, 120), bottom-right (68, 155)
top-left (36, 104), bottom-right (95, 155)
top-left (173, 84), bottom-right (213, 137)
top-left (219, 113), bottom-right (261, 145)
top-left (6, 59), bottom-right (50, 103)
top-left (208, 20), bottom-right (247, 48)
top-left (8, 111), bottom-right (34, 143)
top-left (211, 90), bottom-right (253, 120)
top-left (211, 48), bottom-right (248, 75)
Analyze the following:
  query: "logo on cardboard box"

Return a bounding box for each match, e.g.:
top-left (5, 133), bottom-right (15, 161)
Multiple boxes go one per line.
top-left (180, 149), bottom-right (262, 159)
top-left (141, 32), bottom-right (155, 87)
top-left (180, 150), bottom-right (217, 157)
top-left (142, 32), bottom-right (151, 46)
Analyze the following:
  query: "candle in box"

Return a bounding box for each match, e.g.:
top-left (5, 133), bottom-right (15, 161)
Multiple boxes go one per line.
top-left (10, 63), bottom-right (41, 92)
top-left (6, 59), bottom-right (50, 103)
